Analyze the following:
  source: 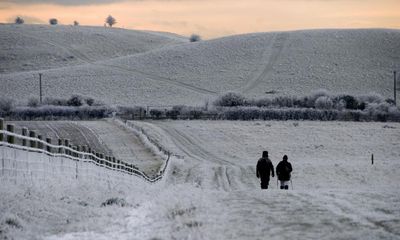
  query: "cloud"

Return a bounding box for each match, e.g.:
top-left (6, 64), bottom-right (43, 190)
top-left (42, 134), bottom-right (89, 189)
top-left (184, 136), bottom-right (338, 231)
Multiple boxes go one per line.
top-left (2, 0), bottom-right (129, 6)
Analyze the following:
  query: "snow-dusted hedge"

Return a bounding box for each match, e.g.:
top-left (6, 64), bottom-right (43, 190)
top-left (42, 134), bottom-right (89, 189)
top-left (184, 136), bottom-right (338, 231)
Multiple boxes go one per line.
top-left (7, 105), bottom-right (115, 120)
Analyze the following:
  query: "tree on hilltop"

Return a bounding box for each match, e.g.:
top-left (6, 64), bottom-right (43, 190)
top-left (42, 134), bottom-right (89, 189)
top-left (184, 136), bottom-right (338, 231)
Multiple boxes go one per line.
top-left (15, 17), bottom-right (24, 24)
top-left (105, 15), bottom-right (116, 27)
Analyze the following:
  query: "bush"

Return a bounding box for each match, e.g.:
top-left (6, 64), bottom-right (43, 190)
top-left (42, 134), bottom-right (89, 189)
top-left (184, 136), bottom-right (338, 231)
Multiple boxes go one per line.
top-left (73, 20), bottom-right (79, 26)
top-left (315, 96), bottom-right (333, 109)
top-left (67, 95), bottom-right (83, 106)
top-left (49, 18), bottom-right (58, 25)
top-left (214, 92), bottom-right (246, 107)
top-left (150, 109), bottom-right (163, 119)
top-left (189, 34), bottom-right (201, 42)
top-left (15, 17), bottom-right (24, 24)
top-left (0, 97), bottom-right (14, 115)
top-left (27, 97), bottom-right (40, 108)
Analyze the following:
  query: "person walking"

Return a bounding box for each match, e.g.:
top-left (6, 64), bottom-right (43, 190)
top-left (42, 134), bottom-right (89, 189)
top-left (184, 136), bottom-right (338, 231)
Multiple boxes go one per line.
top-left (276, 155), bottom-right (292, 190)
top-left (256, 151), bottom-right (275, 189)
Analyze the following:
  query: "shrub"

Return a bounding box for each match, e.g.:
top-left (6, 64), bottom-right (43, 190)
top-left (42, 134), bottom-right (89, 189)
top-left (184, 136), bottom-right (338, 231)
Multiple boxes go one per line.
top-left (214, 92), bottom-right (246, 107)
top-left (27, 97), bottom-right (40, 108)
top-left (49, 18), bottom-right (58, 25)
top-left (67, 95), bottom-right (83, 106)
top-left (15, 17), bottom-right (24, 24)
top-left (0, 97), bottom-right (14, 115)
top-left (73, 20), bottom-right (79, 26)
top-left (315, 96), bottom-right (333, 109)
top-left (189, 34), bottom-right (201, 42)
top-left (150, 109), bottom-right (163, 119)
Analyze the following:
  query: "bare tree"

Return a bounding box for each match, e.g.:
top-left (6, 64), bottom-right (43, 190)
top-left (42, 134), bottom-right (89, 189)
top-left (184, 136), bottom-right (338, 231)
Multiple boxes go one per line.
top-left (73, 20), bottom-right (79, 26)
top-left (15, 16), bottom-right (24, 24)
top-left (105, 15), bottom-right (116, 27)
top-left (49, 18), bottom-right (58, 25)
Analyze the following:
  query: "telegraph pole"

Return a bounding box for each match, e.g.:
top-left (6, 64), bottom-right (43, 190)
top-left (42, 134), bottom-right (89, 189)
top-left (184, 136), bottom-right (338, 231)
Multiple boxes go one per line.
top-left (394, 71), bottom-right (397, 106)
top-left (39, 73), bottom-right (42, 104)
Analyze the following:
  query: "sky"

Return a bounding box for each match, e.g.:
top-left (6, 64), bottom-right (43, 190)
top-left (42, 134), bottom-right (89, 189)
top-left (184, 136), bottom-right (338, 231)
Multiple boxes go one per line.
top-left (1, 0), bottom-right (399, 39)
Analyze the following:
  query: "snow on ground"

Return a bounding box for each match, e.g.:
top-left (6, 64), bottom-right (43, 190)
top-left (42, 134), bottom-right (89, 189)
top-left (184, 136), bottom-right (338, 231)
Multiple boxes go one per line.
top-left (2, 120), bottom-right (399, 239)
top-left (2, 28), bottom-right (399, 106)
top-left (0, 24), bottom-right (186, 74)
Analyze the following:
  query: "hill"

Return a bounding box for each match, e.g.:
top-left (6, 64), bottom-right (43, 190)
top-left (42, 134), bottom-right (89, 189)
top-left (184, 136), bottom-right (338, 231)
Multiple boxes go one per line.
top-left (0, 24), bottom-right (186, 73)
top-left (1, 27), bottom-right (399, 106)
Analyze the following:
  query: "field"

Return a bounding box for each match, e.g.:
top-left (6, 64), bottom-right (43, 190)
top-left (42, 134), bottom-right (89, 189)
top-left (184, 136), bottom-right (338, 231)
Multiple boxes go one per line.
top-left (1, 26), bottom-right (400, 106)
top-left (1, 120), bottom-right (400, 239)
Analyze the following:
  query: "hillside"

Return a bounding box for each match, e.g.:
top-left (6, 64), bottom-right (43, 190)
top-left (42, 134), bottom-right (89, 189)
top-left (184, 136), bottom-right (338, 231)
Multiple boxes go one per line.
top-left (0, 24), bottom-right (186, 73)
top-left (1, 27), bottom-right (399, 106)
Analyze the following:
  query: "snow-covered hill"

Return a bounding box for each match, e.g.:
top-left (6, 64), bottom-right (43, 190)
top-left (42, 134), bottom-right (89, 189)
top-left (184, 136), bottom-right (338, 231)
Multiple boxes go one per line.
top-left (0, 24), bottom-right (186, 73)
top-left (2, 28), bottom-right (399, 106)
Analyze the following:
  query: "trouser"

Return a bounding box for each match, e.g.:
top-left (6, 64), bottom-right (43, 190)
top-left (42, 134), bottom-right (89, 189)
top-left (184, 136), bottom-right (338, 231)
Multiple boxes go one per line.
top-left (260, 178), bottom-right (270, 189)
top-left (280, 180), bottom-right (290, 190)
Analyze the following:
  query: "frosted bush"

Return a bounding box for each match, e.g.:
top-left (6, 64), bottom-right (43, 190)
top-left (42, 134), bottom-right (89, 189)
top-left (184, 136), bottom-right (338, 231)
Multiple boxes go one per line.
top-left (189, 34), bottom-right (201, 42)
top-left (214, 92), bottom-right (246, 107)
top-left (315, 96), bottom-right (333, 109)
top-left (49, 18), bottom-right (58, 25)
top-left (0, 97), bottom-right (14, 114)
top-left (27, 97), bottom-right (40, 108)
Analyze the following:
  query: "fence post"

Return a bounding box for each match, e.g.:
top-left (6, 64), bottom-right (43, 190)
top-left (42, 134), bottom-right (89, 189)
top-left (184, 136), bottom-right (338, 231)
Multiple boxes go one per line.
top-left (99, 153), bottom-right (104, 166)
top-left (0, 118), bottom-right (4, 142)
top-left (58, 139), bottom-right (63, 154)
top-left (46, 137), bottom-right (52, 153)
top-left (112, 157), bottom-right (116, 169)
top-left (22, 127), bottom-right (28, 146)
top-left (29, 131), bottom-right (37, 148)
top-left (117, 159), bottom-right (121, 169)
top-left (6, 124), bottom-right (15, 144)
top-left (64, 139), bottom-right (70, 155)
top-left (37, 135), bottom-right (43, 149)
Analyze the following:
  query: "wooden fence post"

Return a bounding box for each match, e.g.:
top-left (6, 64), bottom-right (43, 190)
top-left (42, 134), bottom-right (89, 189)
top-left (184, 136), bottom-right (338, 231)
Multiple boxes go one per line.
top-left (6, 124), bottom-right (15, 144)
top-left (0, 118), bottom-right (4, 142)
top-left (64, 139), bottom-right (70, 155)
top-left (46, 137), bottom-right (52, 153)
top-left (37, 135), bottom-right (43, 149)
top-left (22, 127), bottom-right (28, 146)
top-left (112, 157), bottom-right (116, 169)
top-left (371, 154), bottom-right (374, 165)
top-left (58, 139), bottom-right (63, 154)
top-left (29, 130), bottom-right (37, 148)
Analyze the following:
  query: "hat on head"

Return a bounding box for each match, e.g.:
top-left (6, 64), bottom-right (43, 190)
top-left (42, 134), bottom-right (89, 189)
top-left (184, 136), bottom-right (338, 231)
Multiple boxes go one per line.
top-left (262, 151), bottom-right (268, 158)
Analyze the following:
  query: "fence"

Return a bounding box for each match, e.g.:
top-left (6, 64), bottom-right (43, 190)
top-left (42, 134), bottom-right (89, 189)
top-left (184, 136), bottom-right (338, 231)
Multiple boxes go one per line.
top-left (0, 118), bottom-right (170, 184)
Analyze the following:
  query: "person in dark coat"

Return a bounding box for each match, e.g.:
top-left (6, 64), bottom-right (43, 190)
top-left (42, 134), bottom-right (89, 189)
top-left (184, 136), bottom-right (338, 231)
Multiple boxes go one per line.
top-left (256, 151), bottom-right (275, 189)
top-left (276, 155), bottom-right (292, 190)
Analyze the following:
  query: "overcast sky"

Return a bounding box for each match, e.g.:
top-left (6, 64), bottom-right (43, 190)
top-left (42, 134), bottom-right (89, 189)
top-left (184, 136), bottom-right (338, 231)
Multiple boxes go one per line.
top-left (1, 0), bottom-right (399, 38)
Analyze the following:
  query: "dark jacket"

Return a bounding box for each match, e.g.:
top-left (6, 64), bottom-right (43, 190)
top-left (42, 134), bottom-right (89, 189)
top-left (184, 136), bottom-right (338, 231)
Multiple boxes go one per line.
top-left (276, 160), bottom-right (292, 181)
top-left (256, 157), bottom-right (275, 180)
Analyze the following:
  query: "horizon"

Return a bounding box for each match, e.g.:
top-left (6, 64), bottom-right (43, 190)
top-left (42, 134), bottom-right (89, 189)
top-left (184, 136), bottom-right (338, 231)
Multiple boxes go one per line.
top-left (1, 0), bottom-right (400, 39)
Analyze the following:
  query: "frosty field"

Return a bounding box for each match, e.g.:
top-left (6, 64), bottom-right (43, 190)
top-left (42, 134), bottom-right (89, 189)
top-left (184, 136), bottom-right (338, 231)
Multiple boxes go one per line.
top-left (1, 120), bottom-right (399, 239)
top-left (1, 26), bottom-right (400, 106)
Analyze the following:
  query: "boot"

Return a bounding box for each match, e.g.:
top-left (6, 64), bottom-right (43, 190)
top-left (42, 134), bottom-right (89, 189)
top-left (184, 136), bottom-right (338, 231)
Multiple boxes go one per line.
top-left (280, 186), bottom-right (284, 189)
top-left (284, 185), bottom-right (289, 190)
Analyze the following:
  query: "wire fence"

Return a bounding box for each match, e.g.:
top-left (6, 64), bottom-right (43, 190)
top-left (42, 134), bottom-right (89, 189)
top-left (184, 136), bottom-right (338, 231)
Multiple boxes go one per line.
top-left (0, 118), bottom-right (170, 185)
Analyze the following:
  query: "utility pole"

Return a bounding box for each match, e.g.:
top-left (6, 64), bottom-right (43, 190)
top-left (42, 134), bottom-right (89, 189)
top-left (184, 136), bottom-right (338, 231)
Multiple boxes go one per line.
top-left (39, 73), bottom-right (42, 104)
top-left (394, 71), bottom-right (397, 106)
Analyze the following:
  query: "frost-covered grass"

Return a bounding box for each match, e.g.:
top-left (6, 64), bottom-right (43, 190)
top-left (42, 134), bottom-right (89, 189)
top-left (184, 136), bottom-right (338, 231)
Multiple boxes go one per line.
top-left (3, 120), bottom-right (395, 239)
top-left (1, 28), bottom-right (399, 106)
